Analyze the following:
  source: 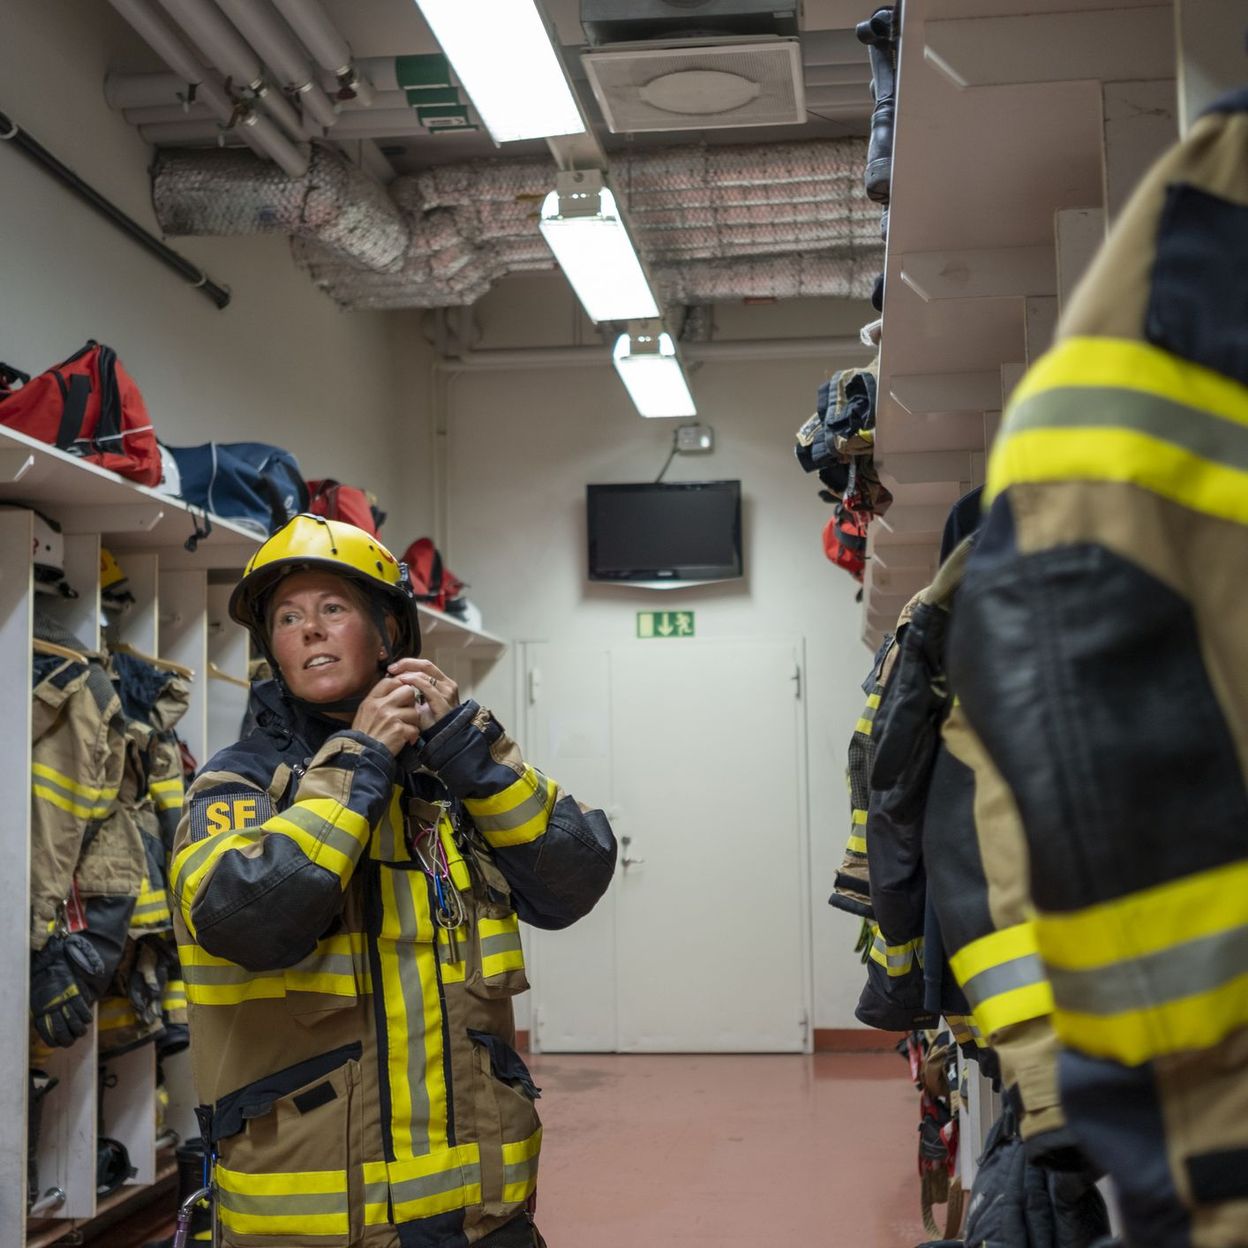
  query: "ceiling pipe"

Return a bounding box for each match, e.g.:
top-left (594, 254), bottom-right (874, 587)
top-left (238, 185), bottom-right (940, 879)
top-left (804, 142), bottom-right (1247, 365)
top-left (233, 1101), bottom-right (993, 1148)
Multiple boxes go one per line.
top-left (136, 115), bottom-right (438, 145)
top-left (271, 0), bottom-right (374, 106)
top-left (107, 0), bottom-right (309, 176)
top-left (154, 0), bottom-right (305, 142)
top-left (433, 336), bottom-right (867, 372)
top-left (213, 0), bottom-right (340, 133)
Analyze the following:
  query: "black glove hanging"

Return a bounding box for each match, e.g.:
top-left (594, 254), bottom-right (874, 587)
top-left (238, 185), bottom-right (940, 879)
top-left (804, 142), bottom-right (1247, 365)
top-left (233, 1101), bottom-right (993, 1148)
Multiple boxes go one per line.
top-left (30, 933), bottom-right (105, 1048)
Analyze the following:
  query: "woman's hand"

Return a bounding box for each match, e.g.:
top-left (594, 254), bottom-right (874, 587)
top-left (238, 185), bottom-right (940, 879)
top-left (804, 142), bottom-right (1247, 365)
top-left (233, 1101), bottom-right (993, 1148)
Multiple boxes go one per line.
top-left (386, 659), bottom-right (461, 734)
top-left (350, 676), bottom-right (426, 756)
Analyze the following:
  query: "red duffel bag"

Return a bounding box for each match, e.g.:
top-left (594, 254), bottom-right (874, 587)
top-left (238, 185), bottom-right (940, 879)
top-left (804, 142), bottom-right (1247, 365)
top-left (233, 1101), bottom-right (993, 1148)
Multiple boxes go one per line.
top-left (307, 479), bottom-right (384, 536)
top-left (0, 341), bottom-right (161, 485)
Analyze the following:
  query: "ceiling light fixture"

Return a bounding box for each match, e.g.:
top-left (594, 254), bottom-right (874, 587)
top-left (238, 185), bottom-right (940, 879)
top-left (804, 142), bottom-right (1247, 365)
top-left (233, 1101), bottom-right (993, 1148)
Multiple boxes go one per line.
top-left (613, 322), bottom-right (697, 419)
top-left (411, 0), bottom-right (585, 142)
top-left (539, 170), bottom-right (660, 323)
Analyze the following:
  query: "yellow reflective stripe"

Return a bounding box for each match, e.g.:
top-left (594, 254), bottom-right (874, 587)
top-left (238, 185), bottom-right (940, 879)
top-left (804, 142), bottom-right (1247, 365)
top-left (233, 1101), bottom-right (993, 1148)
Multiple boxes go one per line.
top-left (949, 920), bottom-right (1040, 982)
top-left (501, 1128), bottom-right (542, 1204)
top-left (846, 834), bottom-right (867, 855)
top-left (990, 425), bottom-right (1248, 527)
top-left (949, 921), bottom-right (1054, 1035)
top-left (215, 1164), bottom-right (349, 1237)
top-left (363, 1160), bottom-right (390, 1226)
top-left (31, 762), bottom-right (115, 802)
top-left (464, 767), bottom-right (556, 848)
top-left (1034, 860), bottom-right (1248, 1064)
top-left (185, 978), bottom-right (287, 1006)
top-left (869, 930), bottom-right (922, 977)
top-left (150, 777), bottom-right (185, 811)
top-left (217, 1167), bottom-right (346, 1196)
top-left (180, 933), bottom-right (370, 1005)
top-left (32, 784), bottom-right (111, 820)
top-left (386, 1149), bottom-right (482, 1222)
top-left (170, 830), bottom-right (263, 934)
top-left (1011, 336), bottom-right (1248, 433)
top-left (162, 981), bottom-right (187, 1011)
top-left (1053, 977), bottom-right (1248, 1067)
top-left (265, 799), bottom-right (370, 885)
top-left (502, 1128), bottom-right (542, 1166)
top-left (986, 337), bottom-right (1248, 525)
top-left (1038, 859), bottom-right (1248, 972)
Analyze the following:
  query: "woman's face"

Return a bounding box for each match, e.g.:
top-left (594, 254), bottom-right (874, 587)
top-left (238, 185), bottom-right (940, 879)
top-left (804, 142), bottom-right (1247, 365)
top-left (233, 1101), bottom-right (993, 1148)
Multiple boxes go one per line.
top-left (267, 569), bottom-right (382, 705)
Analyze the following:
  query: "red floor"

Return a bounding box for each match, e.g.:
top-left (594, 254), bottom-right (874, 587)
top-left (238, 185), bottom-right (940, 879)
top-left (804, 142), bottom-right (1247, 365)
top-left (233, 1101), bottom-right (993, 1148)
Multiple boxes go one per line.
top-left (526, 1051), bottom-right (927, 1247)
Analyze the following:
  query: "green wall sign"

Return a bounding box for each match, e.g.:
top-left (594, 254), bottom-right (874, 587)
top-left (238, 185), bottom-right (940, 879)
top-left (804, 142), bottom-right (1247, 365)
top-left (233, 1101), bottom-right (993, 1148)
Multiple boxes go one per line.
top-left (637, 611), bottom-right (695, 639)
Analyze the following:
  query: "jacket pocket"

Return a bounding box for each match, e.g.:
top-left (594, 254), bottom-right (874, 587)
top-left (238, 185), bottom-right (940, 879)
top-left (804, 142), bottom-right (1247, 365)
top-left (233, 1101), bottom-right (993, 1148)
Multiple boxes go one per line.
top-left (465, 907), bottom-right (529, 1000)
top-left (467, 1031), bottom-right (542, 1216)
top-left (214, 1043), bottom-right (362, 1247)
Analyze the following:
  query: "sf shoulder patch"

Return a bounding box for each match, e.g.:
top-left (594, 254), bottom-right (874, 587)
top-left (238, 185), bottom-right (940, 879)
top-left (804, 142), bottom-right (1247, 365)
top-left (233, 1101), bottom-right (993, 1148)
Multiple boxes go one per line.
top-left (188, 789), bottom-right (274, 842)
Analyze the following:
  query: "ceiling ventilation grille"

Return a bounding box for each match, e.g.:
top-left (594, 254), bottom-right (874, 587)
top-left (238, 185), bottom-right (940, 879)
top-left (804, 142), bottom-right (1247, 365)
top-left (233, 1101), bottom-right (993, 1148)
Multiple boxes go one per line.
top-left (583, 39), bottom-right (806, 133)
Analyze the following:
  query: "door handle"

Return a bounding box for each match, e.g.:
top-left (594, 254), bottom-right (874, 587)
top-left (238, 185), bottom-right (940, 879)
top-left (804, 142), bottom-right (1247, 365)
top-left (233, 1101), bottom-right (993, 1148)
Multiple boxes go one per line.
top-left (620, 834), bottom-right (645, 870)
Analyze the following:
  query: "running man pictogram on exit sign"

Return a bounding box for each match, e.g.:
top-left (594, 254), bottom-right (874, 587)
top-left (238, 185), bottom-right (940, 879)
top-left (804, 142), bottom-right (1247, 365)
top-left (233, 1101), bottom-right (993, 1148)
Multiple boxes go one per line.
top-left (637, 611), bottom-right (695, 638)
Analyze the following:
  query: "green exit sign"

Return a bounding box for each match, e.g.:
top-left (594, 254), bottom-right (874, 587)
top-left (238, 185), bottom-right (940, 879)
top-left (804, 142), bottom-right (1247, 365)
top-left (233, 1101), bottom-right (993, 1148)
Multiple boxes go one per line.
top-left (637, 610), bottom-right (695, 639)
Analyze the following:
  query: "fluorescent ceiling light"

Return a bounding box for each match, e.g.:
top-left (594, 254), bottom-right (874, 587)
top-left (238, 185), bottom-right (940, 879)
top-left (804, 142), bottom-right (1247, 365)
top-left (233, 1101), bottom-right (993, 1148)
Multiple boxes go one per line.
top-left (613, 329), bottom-right (697, 419)
top-left (413, 0), bottom-right (585, 143)
top-left (539, 173), bottom-right (660, 323)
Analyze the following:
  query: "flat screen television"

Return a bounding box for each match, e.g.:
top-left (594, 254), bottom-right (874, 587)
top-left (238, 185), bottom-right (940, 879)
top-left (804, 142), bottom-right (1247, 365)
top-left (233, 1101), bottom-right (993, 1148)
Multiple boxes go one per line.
top-left (587, 480), bottom-right (742, 583)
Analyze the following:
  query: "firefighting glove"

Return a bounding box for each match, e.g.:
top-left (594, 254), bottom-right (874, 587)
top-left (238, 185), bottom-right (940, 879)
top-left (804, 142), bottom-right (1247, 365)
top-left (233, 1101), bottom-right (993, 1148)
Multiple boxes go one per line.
top-left (30, 933), bottom-right (105, 1048)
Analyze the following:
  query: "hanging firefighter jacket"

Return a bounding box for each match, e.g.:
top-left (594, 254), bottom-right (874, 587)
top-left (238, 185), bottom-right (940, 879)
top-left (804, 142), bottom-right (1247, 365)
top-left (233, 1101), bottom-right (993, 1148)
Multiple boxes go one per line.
top-left (28, 613), bottom-right (135, 1049)
top-left (95, 651), bottom-right (192, 1058)
top-left (170, 681), bottom-right (616, 1248)
top-left (829, 624), bottom-right (907, 921)
top-left (948, 92), bottom-right (1248, 1248)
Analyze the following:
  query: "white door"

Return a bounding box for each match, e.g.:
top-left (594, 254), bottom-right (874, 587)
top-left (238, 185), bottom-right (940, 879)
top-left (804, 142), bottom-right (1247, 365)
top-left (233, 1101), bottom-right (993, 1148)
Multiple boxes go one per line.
top-left (526, 639), bottom-right (809, 1053)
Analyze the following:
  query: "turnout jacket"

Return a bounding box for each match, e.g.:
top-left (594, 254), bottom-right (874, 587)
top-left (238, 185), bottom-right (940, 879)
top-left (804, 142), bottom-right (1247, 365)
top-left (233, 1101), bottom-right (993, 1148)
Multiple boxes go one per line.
top-left (948, 94), bottom-right (1248, 1248)
top-left (170, 683), bottom-right (616, 1248)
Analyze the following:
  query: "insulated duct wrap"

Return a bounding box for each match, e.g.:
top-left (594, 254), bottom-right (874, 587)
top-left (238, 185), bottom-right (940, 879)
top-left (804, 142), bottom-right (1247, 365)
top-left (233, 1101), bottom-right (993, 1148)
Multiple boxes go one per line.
top-left (156, 137), bottom-right (882, 305)
top-left (152, 144), bottom-right (409, 272)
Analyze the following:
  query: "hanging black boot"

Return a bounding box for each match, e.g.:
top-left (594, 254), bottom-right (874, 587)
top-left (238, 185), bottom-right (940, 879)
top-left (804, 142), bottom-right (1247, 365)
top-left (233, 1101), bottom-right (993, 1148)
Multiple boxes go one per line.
top-left (856, 6), bottom-right (898, 205)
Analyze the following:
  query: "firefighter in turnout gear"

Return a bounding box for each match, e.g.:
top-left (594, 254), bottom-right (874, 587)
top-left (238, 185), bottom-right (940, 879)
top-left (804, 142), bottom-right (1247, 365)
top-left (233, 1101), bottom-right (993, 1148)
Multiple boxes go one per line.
top-left (948, 93), bottom-right (1248, 1247)
top-left (170, 515), bottom-right (617, 1248)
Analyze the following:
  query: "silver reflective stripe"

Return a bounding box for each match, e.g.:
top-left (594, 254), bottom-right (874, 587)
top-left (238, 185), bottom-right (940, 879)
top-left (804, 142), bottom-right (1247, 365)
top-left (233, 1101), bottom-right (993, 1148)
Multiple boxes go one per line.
top-left (471, 787), bottom-right (550, 835)
top-left (364, 1181), bottom-right (389, 1208)
top-left (390, 872), bottom-right (432, 1154)
top-left (481, 931), bottom-right (523, 960)
top-left (872, 936), bottom-right (915, 971)
top-left (961, 953), bottom-right (1047, 1010)
top-left (504, 1157), bottom-right (537, 1189)
top-left (182, 954), bottom-right (358, 985)
top-left (1010, 387), bottom-right (1248, 472)
top-left (175, 827), bottom-right (261, 885)
top-left (217, 1189), bottom-right (347, 1217)
top-left (1047, 924), bottom-right (1248, 1017)
top-left (391, 1161), bottom-right (479, 1206)
top-left (279, 804), bottom-right (367, 859)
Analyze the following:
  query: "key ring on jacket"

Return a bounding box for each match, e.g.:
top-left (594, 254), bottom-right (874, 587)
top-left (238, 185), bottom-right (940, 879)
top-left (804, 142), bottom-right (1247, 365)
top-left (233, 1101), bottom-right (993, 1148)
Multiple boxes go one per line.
top-left (412, 818), bottom-right (466, 929)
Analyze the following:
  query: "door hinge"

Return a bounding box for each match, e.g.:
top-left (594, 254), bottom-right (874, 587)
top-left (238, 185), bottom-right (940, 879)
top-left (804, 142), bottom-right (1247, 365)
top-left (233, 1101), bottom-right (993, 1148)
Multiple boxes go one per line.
top-left (800, 1011), bottom-right (810, 1043)
top-left (792, 664), bottom-right (802, 700)
top-left (527, 667), bottom-right (541, 706)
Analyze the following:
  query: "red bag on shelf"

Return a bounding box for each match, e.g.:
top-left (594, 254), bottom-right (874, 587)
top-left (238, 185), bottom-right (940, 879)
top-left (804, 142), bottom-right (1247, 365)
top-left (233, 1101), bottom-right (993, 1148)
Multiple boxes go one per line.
top-left (0, 341), bottom-right (161, 486)
top-left (307, 479), bottom-right (384, 536)
top-left (403, 537), bottom-right (466, 613)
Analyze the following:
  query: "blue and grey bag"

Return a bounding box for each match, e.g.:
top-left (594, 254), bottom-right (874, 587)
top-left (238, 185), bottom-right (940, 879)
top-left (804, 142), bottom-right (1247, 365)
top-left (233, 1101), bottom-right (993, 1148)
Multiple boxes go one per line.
top-left (166, 442), bottom-right (308, 537)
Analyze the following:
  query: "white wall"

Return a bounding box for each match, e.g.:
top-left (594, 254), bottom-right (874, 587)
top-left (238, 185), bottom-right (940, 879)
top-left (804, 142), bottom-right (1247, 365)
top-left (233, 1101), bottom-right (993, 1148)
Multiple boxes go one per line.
top-left (445, 276), bottom-right (879, 1028)
top-left (0, 0), bottom-right (434, 544)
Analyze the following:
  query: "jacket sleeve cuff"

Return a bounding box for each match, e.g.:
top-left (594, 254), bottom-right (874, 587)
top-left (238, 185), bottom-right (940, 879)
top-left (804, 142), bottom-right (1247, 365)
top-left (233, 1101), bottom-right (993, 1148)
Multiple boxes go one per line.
top-left (414, 700), bottom-right (508, 795)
